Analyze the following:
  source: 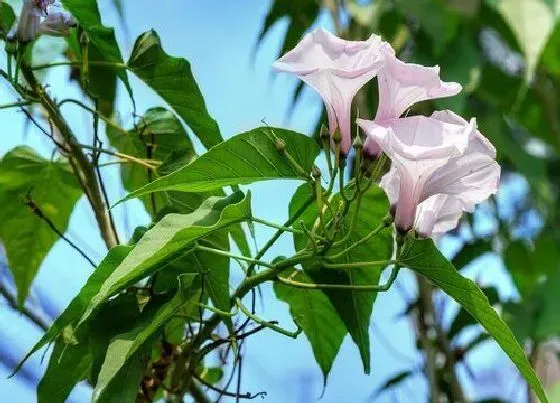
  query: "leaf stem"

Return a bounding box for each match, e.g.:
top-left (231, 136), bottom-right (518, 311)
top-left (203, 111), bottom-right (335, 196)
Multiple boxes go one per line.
top-left (321, 259), bottom-right (395, 269)
top-left (250, 217), bottom-right (305, 235)
top-left (77, 143), bottom-right (160, 169)
top-left (235, 298), bottom-right (302, 338)
top-left (0, 100), bottom-right (34, 110)
top-left (195, 245), bottom-right (274, 268)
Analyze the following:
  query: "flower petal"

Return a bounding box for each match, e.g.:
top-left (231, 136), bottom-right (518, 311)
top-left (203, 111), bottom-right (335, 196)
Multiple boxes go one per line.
top-left (273, 27), bottom-right (386, 154)
top-left (415, 194), bottom-right (464, 238)
top-left (375, 51), bottom-right (462, 121)
top-left (421, 111), bottom-right (501, 211)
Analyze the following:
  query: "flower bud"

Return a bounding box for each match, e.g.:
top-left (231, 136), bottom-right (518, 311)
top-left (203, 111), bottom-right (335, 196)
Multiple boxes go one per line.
top-left (352, 134), bottom-right (363, 150)
top-left (311, 165), bottom-right (321, 180)
top-left (332, 128), bottom-right (342, 146)
top-left (275, 138), bottom-right (286, 153)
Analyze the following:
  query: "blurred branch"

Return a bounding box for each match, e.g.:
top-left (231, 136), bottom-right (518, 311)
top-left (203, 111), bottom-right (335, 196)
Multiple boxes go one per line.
top-left (0, 282), bottom-right (49, 331)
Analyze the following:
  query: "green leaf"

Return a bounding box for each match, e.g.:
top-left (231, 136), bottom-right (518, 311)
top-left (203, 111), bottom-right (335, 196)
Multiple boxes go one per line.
top-left (274, 268), bottom-right (346, 382)
top-left (59, 0), bottom-right (132, 98)
top-left (505, 240), bottom-right (542, 298)
top-left (79, 191), bottom-right (251, 326)
top-left (0, 2), bottom-right (15, 40)
top-left (289, 183), bottom-right (393, 374)
top-left (66, 31), bottom-right (118, 116)
top-left (37, 293), bottom-right (140, 403)
top-left (492, 0), bottom-right (560, 81)
top-left (107, 107), bottom-right (196, 215)
top-left (197, 367), bottom-right (224, 384)
top-left (93, 274), bottom-right (200, 401)
top-left (127, 30), bottom-right (222, 149)
top-left (0, 147), bottom-right (82, 304)
top-left (399, 235), bottom-right (548, 403)
top-left (397, 0), bottom-right (460, 53)
top-left (258, 0), bottom-right (320, 58)
top-left (13, 246), bottom-right (132, 374)
top-left (37, 334), bottom-right (92, 403)
top-left (448, 286), bottom-right (500, 340)
top-left (120, 126), bottom-right (320, 202)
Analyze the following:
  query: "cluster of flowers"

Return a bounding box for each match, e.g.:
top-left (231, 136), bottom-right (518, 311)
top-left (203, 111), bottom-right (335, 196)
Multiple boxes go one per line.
top-left (274, 28), bottom-right (500, 238)
top-left (8, 0), bottom-right (76, 43)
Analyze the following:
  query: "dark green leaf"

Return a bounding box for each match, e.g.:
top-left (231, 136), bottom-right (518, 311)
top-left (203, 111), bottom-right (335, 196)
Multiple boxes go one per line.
top-left (274, 268), bottom-right (346, 382)
top-left (60, 0), bottom-right (132, 98)
top-left (0, 147), bottom-right (82, 304)
top-left (78, 191), bottom-right (251, 326)
top-left (37, 334), bottom-right (92, 403)
top-left (107, 107), bottom-right (196, 215)
top-left (0, 2), bottom-right (15, 40)
top-left (93, 274), bottom-right (199, 401)
top-left (373, 370), bottom-right (415, 398)
top-left (257, 0), bottom-right (320, 57)
top-left (197, 367), bottom-right (224, 384)
top-left (400, 236), bottom-right (547, 403)
top-left (14, 246), bottom-right (133, 374)
top-left (127, 30), bottom-right (222, 149)
top-left (120, 126), bottom-right (320, 202)
top-left (289, 183), bottom-right (393, 374)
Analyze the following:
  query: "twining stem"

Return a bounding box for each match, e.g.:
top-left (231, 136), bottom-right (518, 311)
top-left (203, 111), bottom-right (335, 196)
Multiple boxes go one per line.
top-left (322, 259), bottom-right (395, 269)
top-left (198, 303), bottom-right (238, 317)
top-left (276, 264), bottom-right (399, 291)
top-left (195, 245), bottom-right (274, 268)
top-left (246, 194), bottom-right (315, 276)
top-left (58, 98), bottom-right (129, 135)
top-left (236, 298), bottom-right (302, 338)
top-left (78, 143), bottom-right (160, 169)
top-left (18, 62), bottom-right (119, 249)
top-left (250, 217), bottom-right (306, 236)
top-left (329, 214), bottom-right (393, 257)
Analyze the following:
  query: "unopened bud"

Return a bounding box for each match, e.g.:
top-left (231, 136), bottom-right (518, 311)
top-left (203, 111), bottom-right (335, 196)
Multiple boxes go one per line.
top-left (332, 128), bottom-right (342, 145)
top-left (320, 124), bottom-right (330, 142)
top-left (275, 138), bottom-right (286, 153)
top-left (352, 134), bottom-right (363, 150)
top-left (311, 165), bottom-right (321, 180)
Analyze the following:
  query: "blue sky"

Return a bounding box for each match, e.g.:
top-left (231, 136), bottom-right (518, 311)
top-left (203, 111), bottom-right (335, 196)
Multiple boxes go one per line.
top-left (0, 0), bottom-right (527, 401)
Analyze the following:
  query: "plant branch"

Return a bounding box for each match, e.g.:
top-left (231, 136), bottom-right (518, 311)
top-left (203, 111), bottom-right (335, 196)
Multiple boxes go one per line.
top-left (0, 282), bottom-right (49, 331)
top-left (18, 62), bottom-right (119, 249)
top-left (193, 374), bottom-right (266, 400)
top-left (236, 298), bottom-right (302, 338)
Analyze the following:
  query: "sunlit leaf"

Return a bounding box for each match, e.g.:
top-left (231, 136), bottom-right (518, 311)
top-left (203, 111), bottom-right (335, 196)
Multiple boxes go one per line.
top-left (127, 30), bottom-right (222, 149)
top-left (400, 235), bottom-right (548, 403)
top-left (274, 268), bottom-right (346, 382)
top-left (119, 126), bottom-right (319, 202)
top-left (78, 191), bottom-right (251, 326)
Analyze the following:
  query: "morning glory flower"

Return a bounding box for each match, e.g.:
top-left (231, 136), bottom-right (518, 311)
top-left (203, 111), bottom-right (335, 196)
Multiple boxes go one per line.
top-left (358, 110), bottom-right (500, 235)
top-left (273, 27), bottom-right (387, 155)
top-left (8, 0), bottom-right (74, 42)
top-left (375, 50), bottom-right (462, 122)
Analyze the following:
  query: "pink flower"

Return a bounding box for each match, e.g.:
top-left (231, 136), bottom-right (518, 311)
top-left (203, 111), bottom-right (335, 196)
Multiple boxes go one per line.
top-left (37, 4), bottom-right (76, 36)
top-left (375, 50), bottom-right (462, 122)
top-left (358, 110), bottom-right (500, 236)
top-left (273, 28), bottom-right (386, 155)
top-left (8, 0), bottom-right (73, 42)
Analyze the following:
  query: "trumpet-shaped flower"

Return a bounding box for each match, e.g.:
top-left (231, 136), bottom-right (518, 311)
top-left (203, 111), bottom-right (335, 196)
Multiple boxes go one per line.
top-left (37, 4), bottom-right (76, 36)
top-left (273, 27), bottom-right (386, 155)
top-left (8, 0), bottom-right (74, 42)
top-left (358, 110), bottom-right (500, 235)
top-left (375, 50), bottom-right (462, 122)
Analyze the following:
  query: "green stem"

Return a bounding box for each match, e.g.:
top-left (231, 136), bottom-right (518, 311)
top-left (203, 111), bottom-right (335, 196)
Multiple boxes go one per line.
top-left (198, 303), bottom-right (238, 317)
top-left (78, 143), bottom-right (159, 169)
top-left (246, 194), bottom-right (315, 275)
top-left (236, 298), bottom-right (302, 338)
top-left (322, 259), bottom-right (396, 269)
top-left (57, 98), bottom-right (129, 135)
top-left (31, 60), bottom-right (127, 71)
top-left (329, 214), bottom-right (393, 257)
top-left (195, 245), bottom-right (273, 268)
top-left (0, 100), bottom-right (34, 110)
top-left (250, 217), bottom-right (305, 235)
